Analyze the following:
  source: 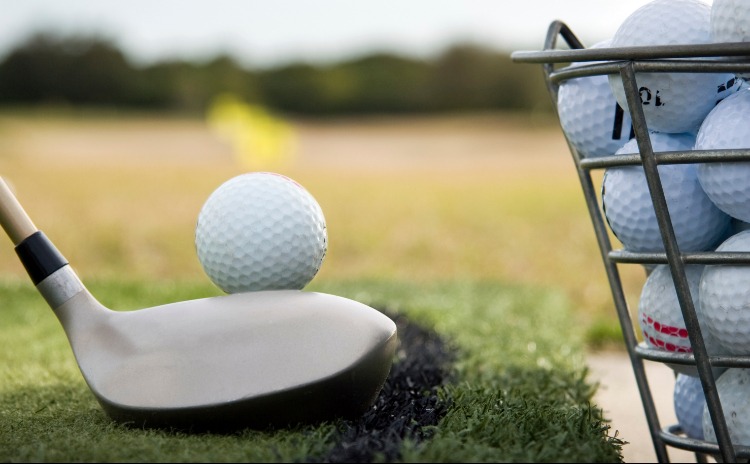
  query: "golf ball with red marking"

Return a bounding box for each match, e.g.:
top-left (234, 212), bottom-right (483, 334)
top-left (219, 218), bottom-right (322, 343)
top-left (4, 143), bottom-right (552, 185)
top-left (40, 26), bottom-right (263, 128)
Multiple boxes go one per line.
top-left (638, 264), bottom-right (726, 376)
top-left (195, 172), bottom-right (327, 293)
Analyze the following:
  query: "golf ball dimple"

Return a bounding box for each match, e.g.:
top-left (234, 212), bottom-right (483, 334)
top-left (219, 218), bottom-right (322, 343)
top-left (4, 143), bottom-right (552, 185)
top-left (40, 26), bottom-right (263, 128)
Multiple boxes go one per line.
top-left (703, 369), bottom-right (750, 447)
top-left (608, 0), bottom-right (739, 133)
top-left (557, 40), bottom-right (633, 158)
top-left (674, 373), bottom-right (706, 440)
top-left (195, 172), bottom-right (327, 293)
top-left (696, 89), bottom-right (750, 223)
top-left (700, 230), bottom-right (750, 356)
top-left (601, 132), bottom-right (730, 253)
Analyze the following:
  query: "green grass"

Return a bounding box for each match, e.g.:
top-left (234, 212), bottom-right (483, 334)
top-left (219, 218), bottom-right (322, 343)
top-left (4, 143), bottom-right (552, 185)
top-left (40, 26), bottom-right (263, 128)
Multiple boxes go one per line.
top-left (0, 278), bottom-right (624, 462)
top-left (585, 318), bottom-right (626, 351)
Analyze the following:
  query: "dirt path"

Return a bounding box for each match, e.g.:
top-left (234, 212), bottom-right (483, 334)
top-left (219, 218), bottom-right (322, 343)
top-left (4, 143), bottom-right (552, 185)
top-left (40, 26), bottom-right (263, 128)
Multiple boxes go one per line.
top-left (587, 351), bottom-right (702, 463)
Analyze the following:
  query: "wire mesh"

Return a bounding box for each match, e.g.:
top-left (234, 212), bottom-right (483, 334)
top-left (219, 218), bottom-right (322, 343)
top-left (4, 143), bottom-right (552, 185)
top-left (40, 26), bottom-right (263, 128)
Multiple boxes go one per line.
top-left (512, 21), bottom-right (750, 464)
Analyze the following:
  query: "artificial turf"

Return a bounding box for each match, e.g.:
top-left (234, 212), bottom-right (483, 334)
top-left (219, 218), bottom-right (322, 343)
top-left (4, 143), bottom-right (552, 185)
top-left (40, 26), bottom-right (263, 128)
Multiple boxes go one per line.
top-left (309, 311), bottom-right (454, 463)
top-left (0, 278), bottom-right (624, 462)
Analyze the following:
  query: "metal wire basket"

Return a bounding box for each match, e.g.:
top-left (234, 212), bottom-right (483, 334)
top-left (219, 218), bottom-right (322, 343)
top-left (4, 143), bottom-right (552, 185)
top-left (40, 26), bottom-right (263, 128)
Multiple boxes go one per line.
top-left (512, 21), bottom-right (750, 463)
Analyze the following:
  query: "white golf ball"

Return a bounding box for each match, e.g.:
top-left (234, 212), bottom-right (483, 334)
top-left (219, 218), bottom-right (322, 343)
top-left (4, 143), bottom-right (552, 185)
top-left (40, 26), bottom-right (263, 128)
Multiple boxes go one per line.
top-left (195, 172), bottom-right (327, 293)
top-left (557, 40), bottom-right (633, 158)
top-left (711, 0), bottom-right (750, 79)
top-left (700, 230), bottom-right (750, 355)
top-left (696, 89), bottom-right (750, 222)
top-left (674, 373), bottom-right (706, 440)
top-left (602, 132), bottom-right (730, 253)
top-left (608, 0), bottom-right (739, 133)
top-left (639, 264), bottom-right (727, 376)
top-left (703, 369), bottom-right (750, 447)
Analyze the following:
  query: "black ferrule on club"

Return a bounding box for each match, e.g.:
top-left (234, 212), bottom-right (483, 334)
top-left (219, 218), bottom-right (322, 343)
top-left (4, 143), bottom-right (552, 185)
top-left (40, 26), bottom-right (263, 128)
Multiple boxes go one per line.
top-left (15, 231), bottom-right (68, 285)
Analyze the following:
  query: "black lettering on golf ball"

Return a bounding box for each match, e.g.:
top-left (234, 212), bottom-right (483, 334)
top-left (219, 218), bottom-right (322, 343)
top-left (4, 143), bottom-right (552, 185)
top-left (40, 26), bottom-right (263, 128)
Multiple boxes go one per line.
top-left (715, 77), bottom-right (740, 106)
top-left (612, 103), bottom-right (625, 140)
top-left (639, 87), bottom-right (664, 107)
top-left (611, 103), bottom-right (635, 142)
top-left (717, 77), bottom-right (736, 94)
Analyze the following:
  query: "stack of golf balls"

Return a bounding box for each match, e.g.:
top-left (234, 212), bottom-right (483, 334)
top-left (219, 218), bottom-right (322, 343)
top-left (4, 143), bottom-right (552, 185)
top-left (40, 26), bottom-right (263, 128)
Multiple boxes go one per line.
top-left (195, 172), bottom-right (327, 294)
top-left (556, 0), bottom-right (750, 446)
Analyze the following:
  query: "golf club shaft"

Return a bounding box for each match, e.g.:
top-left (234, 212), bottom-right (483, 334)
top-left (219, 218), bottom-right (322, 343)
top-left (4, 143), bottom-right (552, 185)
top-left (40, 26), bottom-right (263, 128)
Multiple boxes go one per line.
top-left (0, 177), bottom-right (71, 294)
top-left (0, 177), bottom-right (38, 245)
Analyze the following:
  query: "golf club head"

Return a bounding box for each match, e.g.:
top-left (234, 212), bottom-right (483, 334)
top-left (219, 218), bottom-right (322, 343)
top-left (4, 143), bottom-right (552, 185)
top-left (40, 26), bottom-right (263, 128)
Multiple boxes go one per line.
top-left (49, 264), bottom-right (397, 431)
top-left (0, 178), bottom-right (398, 431)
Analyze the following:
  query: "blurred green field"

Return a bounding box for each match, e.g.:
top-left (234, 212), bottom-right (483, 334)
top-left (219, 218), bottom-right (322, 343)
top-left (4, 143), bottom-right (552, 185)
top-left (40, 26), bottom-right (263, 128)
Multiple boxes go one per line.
top-left (0, 108), bottom-right (647, 345)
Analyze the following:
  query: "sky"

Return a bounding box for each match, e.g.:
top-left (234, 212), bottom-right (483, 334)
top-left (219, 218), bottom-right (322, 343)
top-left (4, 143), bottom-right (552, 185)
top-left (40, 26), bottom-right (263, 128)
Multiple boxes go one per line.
top-left (0, 0), bottom-right (663, 68)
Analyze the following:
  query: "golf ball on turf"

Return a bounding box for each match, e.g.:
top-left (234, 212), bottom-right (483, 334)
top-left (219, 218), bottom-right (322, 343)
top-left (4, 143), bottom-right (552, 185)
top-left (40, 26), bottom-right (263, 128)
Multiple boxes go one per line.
top-left (703, 369), bottom-right (750, 447)
top-left (700, 230), bottom-right (750, 356)
top-left (696, 89), bottom-right (750, 223)
top-left (195, 172), bottom-right (327, 293)
top-left (638, 264), bottom-right (727, 376)
top-left (608, 0), bottom-right (739, 133)
top-left (601, 132), bottom-right (730, 253)
top-left (674, 373), bottom-right (706, 440)
top-left (557, 40), bottom-right (633, 158)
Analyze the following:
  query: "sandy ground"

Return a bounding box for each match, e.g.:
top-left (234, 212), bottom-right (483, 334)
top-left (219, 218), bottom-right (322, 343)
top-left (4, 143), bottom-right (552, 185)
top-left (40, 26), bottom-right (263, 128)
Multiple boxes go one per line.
top-left (587, 351), bottom-right (707, 463)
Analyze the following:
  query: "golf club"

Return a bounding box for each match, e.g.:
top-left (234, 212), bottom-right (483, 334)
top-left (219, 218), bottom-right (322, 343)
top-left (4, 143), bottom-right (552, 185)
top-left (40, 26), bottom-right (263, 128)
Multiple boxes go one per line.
top-left (0, 177), bottom-right (398, 431)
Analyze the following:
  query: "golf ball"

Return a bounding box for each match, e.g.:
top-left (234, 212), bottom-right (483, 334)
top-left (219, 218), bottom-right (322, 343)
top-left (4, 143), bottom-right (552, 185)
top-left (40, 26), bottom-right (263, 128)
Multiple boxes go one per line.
top-left (557, 40), bottom-right (633, 158)
top-left (601, 132), bottom-right (730, 253)
top-left (608, 0), bottom-right (739, 133)
top-left (638, 264), bottom-right (727, 376)
top-left (703, 369), bottom-right (750, 447)
top-left (711, 0), bottom-right (750, 75)
top-left (700, 230), bottom-right (750, 356)
top-left (711, 0), bottom-right (750, 79)
top-left (195, 172), bottom-right (327, 293)
top-left (696, 89), bottom-right (750, 223)
top-left (674, 373), bottom-right (706, 440)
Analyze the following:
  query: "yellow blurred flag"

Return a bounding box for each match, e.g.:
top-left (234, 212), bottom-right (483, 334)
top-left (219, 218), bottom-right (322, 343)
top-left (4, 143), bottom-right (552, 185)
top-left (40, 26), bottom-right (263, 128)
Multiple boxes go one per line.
top-left (206, 93), bottom-right (297, 169)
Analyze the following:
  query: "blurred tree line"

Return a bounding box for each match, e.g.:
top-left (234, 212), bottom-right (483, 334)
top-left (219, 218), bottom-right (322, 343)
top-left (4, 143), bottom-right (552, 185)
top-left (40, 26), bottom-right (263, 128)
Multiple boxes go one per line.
top-left (0, 33), bottom-right (552, 116)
